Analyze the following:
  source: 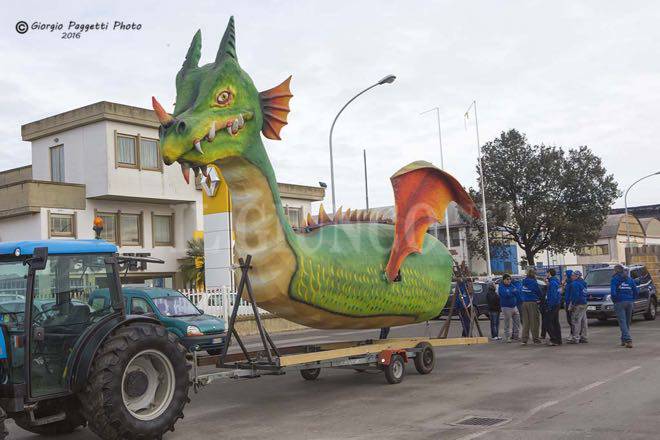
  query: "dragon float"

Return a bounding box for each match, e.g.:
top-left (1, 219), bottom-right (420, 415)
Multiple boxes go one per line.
top-left (153, 17), bottom-right (479, 329)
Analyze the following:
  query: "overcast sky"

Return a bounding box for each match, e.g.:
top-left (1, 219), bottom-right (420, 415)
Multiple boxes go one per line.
top-left (2, 1), bottom-right (658, 211)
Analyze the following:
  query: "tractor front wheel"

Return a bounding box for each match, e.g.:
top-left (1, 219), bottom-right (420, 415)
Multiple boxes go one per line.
top-left (80, 322), bottom-right (190, 440)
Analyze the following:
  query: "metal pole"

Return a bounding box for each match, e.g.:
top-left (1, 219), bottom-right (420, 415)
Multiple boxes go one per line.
top-left (624, 171), bottom-right (660, 259)
top-left (466, 100), bottom-right (492, 276)
top-left (363, 149), bottom-right (369, 210)
top-left (421, 107), bottom-right (451, 248)
top-left (328, 75), bottom-right (396, 213)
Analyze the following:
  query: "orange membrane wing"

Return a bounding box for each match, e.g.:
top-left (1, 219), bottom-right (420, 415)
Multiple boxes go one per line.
top-left (259, 76), bottom-right (293, 140)
top-left (385, 161), bottom-right (480, 282)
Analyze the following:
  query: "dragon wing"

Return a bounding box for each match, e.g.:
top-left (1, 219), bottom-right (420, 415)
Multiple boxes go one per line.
top-left (384, 161), bottom-right (480, 282)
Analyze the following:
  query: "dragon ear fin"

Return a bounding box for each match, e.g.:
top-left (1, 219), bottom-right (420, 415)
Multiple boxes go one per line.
top-left (259, 75), bottom-right (293, 140)
top-left (384, 161), bottom-right (479, 282)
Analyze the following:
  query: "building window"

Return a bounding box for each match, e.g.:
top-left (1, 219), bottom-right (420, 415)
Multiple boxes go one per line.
top-left (50, 145), bottom-right (65, 182)
top-left (98, 212), bottom-right (118, 243)
top-left (578, 244), bottom-right (609, 256)
top-left (120, 213), bottom-right (142, 246)
top-left (153, 214), bottom-right (174, 246)
top-left (49, 213), bottom-right (75, 237)
top-left (140, 138), bottom-right (161, 170)
top-left (117, 134), bottom-right (138, 167)
top-left (284, 206), bottom-right (302, 228)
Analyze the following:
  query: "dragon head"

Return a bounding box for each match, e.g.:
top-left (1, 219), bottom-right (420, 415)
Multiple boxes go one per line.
top-left (153, 17), bottom-right (292, 183)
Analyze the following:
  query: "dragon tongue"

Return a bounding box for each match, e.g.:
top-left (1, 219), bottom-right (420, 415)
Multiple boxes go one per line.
top-left (180, 163), bottom-right (191, 184)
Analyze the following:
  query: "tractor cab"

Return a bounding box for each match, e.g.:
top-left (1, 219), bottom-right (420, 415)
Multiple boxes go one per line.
top-left (0, 239), bottom-right (190, 439)
top-left (0, 240), bottom-right (121, 405)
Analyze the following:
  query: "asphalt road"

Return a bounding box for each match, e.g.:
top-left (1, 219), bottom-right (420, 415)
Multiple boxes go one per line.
top-left (8, 313), bottom-right (660, 439)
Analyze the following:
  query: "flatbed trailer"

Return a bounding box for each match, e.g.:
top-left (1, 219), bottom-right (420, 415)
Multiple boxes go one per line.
top-left (192, 256), bottom-right (488, 388)
top-left (192, 336), bottom-right (488, 387)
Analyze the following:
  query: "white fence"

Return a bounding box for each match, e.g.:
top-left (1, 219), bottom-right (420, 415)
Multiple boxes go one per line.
top-left (180, 287), bottom-right (271, 322)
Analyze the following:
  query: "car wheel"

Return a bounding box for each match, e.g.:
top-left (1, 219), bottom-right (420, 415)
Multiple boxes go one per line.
top-left (644, 298), bottom-right (657, 321)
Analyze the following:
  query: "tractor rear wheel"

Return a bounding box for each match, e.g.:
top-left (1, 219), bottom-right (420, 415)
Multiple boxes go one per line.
top-left (80, 322), bottom-right (190, 440)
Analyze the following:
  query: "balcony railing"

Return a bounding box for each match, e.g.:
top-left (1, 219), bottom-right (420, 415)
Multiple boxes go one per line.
top-left (0, 180), bottom-right (86, 218)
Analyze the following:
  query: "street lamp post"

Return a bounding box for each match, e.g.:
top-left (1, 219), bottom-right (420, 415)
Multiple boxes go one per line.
top-left (363, 149), bottom-right (369, 210)
top-left (328, 75), bottom-right (396, 213)
top-left (420, 107), bottom-right (451, 248)
top-left (624, 171), bottom-right (660, 255)
top-left (465, 100), bottom-right (492, 276)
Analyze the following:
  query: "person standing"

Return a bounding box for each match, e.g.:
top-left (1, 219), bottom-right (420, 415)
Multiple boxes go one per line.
top-left (455, 278), bottom-right (473, 337)
top-left (563, 269), bottom-right (574, 339)
top-left (499, 274), bottom-right (521, 343)
top-left (543, 269), bottom-right (562, 346)
top-left (567, 270), bottom-right (588, 344)
top-left (520, 269), bottom-right (542, 345)
top-left (611, 265), bottom-right (638, 348)
top-left (486, 283), bottom-right (501, 340)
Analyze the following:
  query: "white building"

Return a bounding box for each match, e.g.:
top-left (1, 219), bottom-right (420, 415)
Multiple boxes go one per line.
top-left (0, 101), bottom-right (324, 288)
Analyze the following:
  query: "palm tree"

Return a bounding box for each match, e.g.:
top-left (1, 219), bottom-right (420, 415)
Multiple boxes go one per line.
top-left (180, 238), bottom-right (205, 289)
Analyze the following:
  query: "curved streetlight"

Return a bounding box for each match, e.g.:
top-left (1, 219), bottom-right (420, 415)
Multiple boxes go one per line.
top-left (625, 170), bottom-right (660, 252)
top-left (328, 75), bottom-right (396, 213)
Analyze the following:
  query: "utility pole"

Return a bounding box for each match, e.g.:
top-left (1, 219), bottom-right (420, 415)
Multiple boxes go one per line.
top-left (363, 149), bottom-right (369, 210)
top-left (465, 100), bottom-right (492, 276)
top-left (420, 107), bottom-right (451, 248)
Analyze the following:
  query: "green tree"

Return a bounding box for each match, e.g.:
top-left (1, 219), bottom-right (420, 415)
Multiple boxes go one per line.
top-left (179, 238), bottom-right (205, 288)
top-left (466, 129), bottom-right (620, 267)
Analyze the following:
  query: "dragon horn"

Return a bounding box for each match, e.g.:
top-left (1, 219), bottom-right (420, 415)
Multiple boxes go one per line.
top-left (333, 207), bottom-right (343, 224)
top-left (151, 97), bottom-right (173, 125)
top-left (215, 16), bottom-right (237, 65)
top-left (181, 30), bottom-right (202, 73)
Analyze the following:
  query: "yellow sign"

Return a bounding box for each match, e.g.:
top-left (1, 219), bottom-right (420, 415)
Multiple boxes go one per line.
top-left (202, 165), bottom-right (231, 215)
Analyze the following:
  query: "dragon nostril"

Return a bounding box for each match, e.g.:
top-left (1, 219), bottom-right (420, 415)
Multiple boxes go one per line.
top-left (175, 120), bottom-right (187, 134)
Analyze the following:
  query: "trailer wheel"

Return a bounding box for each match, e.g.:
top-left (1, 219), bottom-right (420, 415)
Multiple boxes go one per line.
top-left (300, 368), bottom-right (321, 380)
top-left (384, 354), bottom-right (406, 384)
top-left (80, 322), bottom-right (190, 440)
top-left (413, 342), bottom-right (435, 375)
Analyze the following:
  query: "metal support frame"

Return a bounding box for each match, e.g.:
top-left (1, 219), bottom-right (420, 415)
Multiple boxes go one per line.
top-left (218, 255), bottom-right (280, 368)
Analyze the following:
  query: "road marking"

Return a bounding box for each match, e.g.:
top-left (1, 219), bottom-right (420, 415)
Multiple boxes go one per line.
top-left (455, 364), bottom-right (642, 440)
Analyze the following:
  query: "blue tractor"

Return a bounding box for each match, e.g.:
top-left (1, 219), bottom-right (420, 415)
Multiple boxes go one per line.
top-left (0, 240), bottom-right (190, 439)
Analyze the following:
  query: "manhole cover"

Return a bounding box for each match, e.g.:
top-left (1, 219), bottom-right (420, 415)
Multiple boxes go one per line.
top-left (455, 416), bottom-right (508, 427)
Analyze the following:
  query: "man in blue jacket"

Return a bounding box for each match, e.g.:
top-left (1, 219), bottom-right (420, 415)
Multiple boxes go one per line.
top-left (567, 271), bottom-right (588, 344)
top-left (498, 274), bottom-right (521, 343)
top-left (611, 265), bottom-right (638, 348)
top-left (454, 278), bottom-right (473, 337)
top-left (542, 269), bottom-right (562, 346)
top-left (520, 269), bottom-right (542, 344)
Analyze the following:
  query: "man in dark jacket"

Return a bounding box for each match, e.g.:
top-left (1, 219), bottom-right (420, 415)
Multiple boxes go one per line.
top-left (542, 269), bottom-right (562, 346)
top-left (486, 283), bottom-right (501, 340)
top-left (567, 271), bottom-right (588, 344)
top-left (520, 269), bottom-right (542, 344)
top-left (563, 269), bottom-right (574, 338)
top-left (611, 265), bottom-right (638, 348)
top-left (498, 274), bottom-right (520, 342)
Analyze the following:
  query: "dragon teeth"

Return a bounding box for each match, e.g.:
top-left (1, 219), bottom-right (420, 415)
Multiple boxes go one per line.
top-left (208, 121), bottom-right (216, 141)
top-left (180, 163), bottom-right (191, 184)
top-left (193, 166), bottom-right (200, 177)
top-left (237, 114), bottom-right (244, 128)
top-left (226, 126), bottom-right (233, 136)
top-left (231, 118), bottom-right (239, 133)
top-left (201, 165), bottom-right (208, 177)
top-left (194, 140), bottom-right (203, 154)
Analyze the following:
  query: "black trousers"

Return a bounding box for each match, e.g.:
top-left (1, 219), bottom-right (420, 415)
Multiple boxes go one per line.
top-left (542, 305), bottom-right (562, 344)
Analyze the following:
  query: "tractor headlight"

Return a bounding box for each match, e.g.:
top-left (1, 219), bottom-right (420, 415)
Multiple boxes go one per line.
top-left (186, 326), bottom-right (203, 336)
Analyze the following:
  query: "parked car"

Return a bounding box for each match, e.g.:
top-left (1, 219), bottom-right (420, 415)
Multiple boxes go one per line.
top-left (89, 286), bottom-right (227, 355)
top-left (585, 265), bottom-right (657, 321)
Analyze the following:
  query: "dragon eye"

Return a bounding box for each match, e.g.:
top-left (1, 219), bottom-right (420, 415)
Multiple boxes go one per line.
top-left (216, 90), bottom-right (232, 106)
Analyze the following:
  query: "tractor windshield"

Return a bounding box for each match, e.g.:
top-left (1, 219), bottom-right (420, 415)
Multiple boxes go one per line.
top-left (0, 258), bottom-right (29, 331)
